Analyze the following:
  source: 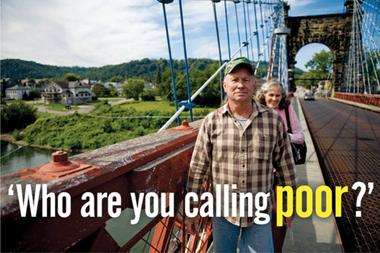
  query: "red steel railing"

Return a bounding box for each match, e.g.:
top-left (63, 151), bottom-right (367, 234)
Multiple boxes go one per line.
top-left (334, 92), bottom-right (380, 107)
top-left (1, 120), bottom-right (212, 252)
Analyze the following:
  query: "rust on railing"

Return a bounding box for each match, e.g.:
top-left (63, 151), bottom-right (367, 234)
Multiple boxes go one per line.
top-left (1, 120), bottom-right (211, 252)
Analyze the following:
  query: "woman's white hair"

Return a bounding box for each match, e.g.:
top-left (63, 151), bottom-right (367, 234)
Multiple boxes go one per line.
top-left (256, 80), bottom-right (287, 107)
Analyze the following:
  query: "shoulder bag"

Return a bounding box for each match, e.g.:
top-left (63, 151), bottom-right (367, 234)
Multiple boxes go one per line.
top-left (284, 105), bottom-right (307, 165)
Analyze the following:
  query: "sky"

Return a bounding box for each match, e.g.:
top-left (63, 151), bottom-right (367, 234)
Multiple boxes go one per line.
top-left (1, 0), bottom-right (345, 70)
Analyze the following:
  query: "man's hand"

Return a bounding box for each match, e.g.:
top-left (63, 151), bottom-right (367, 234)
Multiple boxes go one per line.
top-left (185, 216), bottom-right (201, 235)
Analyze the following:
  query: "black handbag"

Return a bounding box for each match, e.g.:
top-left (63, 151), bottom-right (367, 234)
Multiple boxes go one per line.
top-left (284, 105), bottom-right (307, 165)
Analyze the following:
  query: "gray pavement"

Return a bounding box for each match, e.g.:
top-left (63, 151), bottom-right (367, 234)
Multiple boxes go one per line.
top-left (328, 97), bottom-right (380, 113)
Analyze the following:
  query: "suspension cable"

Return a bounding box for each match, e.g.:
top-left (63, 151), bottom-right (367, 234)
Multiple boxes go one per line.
top-left (234, 0), bottom-right (243, 57)
top-left (159, 1), bottom-right (278, 132)
top-left (212, 0), bottom-right (224, 104)
top-left (356, 2), bottom-right (371, 93)
top-left (160, 2), bottom-right (180, 124)
top-left (355, 3), bottom-right (367, 93)
top-left (246, 1), bottom-right (255, 62)
top-left (259, 0), bottom-right (267, 61)
top-left (353, 0), bottom-right (380, 91)
top-left (178, 0), bottom-right (193, 121)
top-left (223, 0), bottom-right (232, 60)
top-left (360, 3), bottom-right (375, 93)
top-left (242, 0), bottom-right (250, 59)
top-left (159, 31), bottom-right (261, 132)
top-left (253, 0), bottom-right (261, 61)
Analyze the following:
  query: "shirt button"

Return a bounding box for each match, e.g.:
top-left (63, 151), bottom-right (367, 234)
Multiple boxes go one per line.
top-left (242, 149), bottom-right (245, 152)
top-left (242, 180), bottom-right (245, 183)
top-left (242, 165), bottom-right (245, 168)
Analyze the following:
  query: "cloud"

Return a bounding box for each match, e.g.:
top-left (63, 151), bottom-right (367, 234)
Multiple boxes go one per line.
top-left (1, 0), bottom-right (344, 67)
top-left (287, 0), bottom-right (345, 16)
top-left (286, 0), bottom-right (315, 7)
top-left (1, 0), bottom-right (168, 66)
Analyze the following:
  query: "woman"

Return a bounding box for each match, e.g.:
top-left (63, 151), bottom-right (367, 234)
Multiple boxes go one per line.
top-left (257, 80), bottom-right (304, 253)
top-left (257, 81), bottom-right (304, 144)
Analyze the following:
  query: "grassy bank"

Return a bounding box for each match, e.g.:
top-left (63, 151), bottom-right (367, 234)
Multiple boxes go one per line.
top-left (19, 100), bottom-right (216, 151)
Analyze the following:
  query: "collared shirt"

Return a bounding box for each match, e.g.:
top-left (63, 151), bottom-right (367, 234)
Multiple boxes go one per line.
top-left (275, 104), bottom-right (305, 144)
top-left (187, 100), bottom-right (296, 227)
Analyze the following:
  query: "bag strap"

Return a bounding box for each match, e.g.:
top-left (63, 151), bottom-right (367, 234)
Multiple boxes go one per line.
top-left (284, 104), bottom-right (293, 134)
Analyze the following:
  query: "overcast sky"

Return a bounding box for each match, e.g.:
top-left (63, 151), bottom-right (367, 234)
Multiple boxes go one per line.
top-left (1, 0), bottom-right (344, 70)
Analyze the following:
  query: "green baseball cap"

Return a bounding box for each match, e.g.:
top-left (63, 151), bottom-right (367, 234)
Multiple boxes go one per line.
top-left (224, 57), bottom-right (254, 76)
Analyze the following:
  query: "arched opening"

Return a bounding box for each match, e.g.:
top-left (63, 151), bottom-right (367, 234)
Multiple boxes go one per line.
top-left (294, 43), bottom-right (333, 93)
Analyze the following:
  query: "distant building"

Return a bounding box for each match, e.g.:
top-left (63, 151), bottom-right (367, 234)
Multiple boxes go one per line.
top-left (81, 79), bottom-right (100, 86)
top-left (1, 78), bottom-right (12, 97)
top-left (20, 79), bottom-right (30, 86)
top-left (42, 80), bottom-right (93, 104)
top-left (68, 81), bottom-right (92, 103)
top-left (5, 85), bottom-right (32, 100)
top-left (144, 82), bottom-right (156, 89)
top-left (104, 82), bottom-right (123, 95)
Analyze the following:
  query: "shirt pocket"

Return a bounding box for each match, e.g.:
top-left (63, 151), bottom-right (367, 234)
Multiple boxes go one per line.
top-left (211, 128), bottom-right (228, 163)
top-left (252, 131), bottom-right (274, 161)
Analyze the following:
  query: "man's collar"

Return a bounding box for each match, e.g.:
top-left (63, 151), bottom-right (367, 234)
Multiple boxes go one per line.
top-left (221, 99), bottom-right (268, 117)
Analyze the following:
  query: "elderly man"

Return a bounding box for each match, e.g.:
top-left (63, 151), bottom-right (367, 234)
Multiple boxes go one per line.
top-left (186, 57), bottom-right (296, 252)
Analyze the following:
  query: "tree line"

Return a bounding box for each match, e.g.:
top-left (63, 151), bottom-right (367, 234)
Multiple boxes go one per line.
top-left (1, 58), bottom-right (272, 106)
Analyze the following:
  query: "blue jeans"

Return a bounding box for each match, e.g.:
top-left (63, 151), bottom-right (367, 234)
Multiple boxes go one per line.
top-left (212, 217), bottom-right (274, 253)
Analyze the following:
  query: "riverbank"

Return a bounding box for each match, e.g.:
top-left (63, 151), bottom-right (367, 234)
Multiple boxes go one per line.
top-left (0, 140), bottom-right (54, 175)
top-left (1, 134), bottom-right (71, 153)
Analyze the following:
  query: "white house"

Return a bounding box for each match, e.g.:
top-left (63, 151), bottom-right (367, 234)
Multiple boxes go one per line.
top-left (42, 81), bottom-right (93, 104)
top-left (5, 85), bottom-right (31, 100)
top-left (104, 82), bottom-right (123, 95)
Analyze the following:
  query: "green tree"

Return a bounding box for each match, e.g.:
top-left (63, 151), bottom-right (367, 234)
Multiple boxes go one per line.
top-left (122, 78), bottom-right (145, 100)
top-left (141, 89), bottom-right (156, 101)
top-left (26, 89), bottom-right (41, 100)
top-left (92, 83), bottom-right (107, 97)
top-left (110, 76), bottom-right (124, 82)
top-left (1, 101), bottom-right (37, 132)
top-left (64, 72), bottom-right (81, 81)
top-left (295, 70), bottom-right (325, 89)
top-left (295, 50), bottom-right (333, 88)
top-left (305, 50), bottom-right (333, 73)
top-left (155, 67), bottom-right (162, 85)
top-left (108, 84), bottom-right (119, 97)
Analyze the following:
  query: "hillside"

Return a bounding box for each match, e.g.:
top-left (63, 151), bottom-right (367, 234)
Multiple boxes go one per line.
top-left (0, 58), bottom-right (286, 82)
top-left (0, 58), bottom-right (220, 82)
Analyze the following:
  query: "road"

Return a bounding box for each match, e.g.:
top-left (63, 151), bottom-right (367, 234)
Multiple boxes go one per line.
top-left (28, 98), bottom-right (130, 115)
top-left (300, 98), bottom-right (380, 252)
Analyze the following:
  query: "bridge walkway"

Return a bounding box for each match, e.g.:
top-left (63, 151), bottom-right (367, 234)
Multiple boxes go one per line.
top-left (300, 97), bottom-right (380, 252)
top-left (281, 97), bottom-right (344, 252)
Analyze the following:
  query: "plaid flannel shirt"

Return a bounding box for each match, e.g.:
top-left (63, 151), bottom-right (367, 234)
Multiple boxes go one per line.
top-left (187, 100), bottom-right (296, 227)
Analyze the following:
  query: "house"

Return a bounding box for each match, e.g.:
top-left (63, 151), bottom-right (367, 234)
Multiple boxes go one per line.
top-left (42, 80), bottom-right (93, 105)
top-left (68, 81), bottom-right (92, 103)
top-left (144, 82), bottom-right (156, 89)
top-left (104, 82), bottom-right (123, 95)
top-left (80, 79), bottom-right (100, 86)
top-left (5, 84), bottom-right (32, 100)
top-left (1, 78), bottom-right (12, 97)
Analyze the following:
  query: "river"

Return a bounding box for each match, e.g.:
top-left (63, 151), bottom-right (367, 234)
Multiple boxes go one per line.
top-left (0, 140), bottom-right (52, 175)
top-left (0, 140), bottom-right (154, 249)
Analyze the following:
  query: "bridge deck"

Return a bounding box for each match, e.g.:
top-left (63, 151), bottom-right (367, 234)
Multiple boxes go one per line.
top-left (300, 98), bottom-right (380, 252)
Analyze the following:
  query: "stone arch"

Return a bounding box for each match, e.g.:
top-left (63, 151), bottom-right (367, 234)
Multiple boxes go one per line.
top-left (284, 3), bottom-right (353, 91)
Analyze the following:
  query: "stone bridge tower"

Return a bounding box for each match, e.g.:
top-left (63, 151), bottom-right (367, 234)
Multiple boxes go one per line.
top-left (285, 0), bottom-right (357, 91)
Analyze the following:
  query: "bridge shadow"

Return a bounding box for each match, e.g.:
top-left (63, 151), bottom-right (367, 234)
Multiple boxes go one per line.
top-left (283, 98), bottom-right (343, 252)
top-left (283, 164), bottom-right (342, 253)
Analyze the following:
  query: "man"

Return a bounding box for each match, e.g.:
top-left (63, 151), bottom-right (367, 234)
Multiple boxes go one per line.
top-left (186, 57), bottom-right (296, 252)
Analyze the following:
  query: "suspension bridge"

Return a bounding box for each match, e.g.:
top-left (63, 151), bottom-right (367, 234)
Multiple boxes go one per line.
top-left (1, 0), bottom-right (379, 252)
